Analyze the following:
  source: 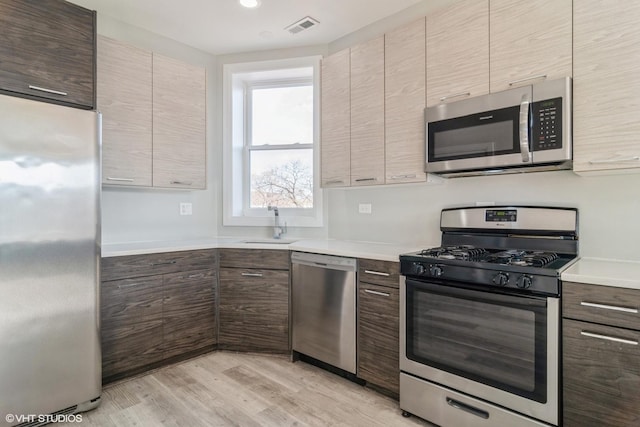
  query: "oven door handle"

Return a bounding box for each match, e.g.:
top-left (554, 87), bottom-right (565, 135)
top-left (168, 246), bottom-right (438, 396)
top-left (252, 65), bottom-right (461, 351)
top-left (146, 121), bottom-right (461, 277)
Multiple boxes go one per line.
top-left (406, 278), bottom-right (548, 308)
top-left (446, 397), bottom-right (490, 420)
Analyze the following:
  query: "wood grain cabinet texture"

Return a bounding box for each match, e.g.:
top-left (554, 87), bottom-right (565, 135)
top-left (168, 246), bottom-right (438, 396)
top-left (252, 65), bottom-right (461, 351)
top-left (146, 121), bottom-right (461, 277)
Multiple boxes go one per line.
top-left (320, 49), bottom-right (351, 188)
top-left (152, 53), bottom-right (206, 189)
top-left (97, 35), bottom-right (153, 187)
top-left (562, 282), bottom-right (640, 426)
top-left (218, 249), bottom-right (290, 353)
top-left (426, 0), bottom-right (489, 107)
top-left (573, 0), bottom-right (640, 173)
top-left (350, 36), bottom-right (385, 186)
top-left (489, 0), bottom-right (572, 92)
top-left (0, 0), bottom-right (96, 109)
top-left (357, 259), bottom-right (400, 396)
top-left (100, 250), bottom-right (217, 383)
top-left (384, 18), bottom-right (427, 184)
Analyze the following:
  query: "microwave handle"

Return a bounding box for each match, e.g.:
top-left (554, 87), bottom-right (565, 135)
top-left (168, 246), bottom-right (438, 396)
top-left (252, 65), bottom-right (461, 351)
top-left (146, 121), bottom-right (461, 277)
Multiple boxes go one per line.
top-left (519, 93), bottom-right (531, 162)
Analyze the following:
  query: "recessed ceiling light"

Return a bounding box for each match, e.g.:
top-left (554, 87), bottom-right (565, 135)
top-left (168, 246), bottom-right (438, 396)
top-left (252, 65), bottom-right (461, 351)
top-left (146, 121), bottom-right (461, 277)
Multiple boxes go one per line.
top-left (239, 0), bottom-right (261, 8)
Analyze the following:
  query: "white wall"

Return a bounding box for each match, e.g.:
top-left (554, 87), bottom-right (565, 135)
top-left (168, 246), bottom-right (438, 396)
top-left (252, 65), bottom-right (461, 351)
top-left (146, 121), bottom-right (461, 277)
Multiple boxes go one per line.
top-left (328, 171), bottom-right (640, 261)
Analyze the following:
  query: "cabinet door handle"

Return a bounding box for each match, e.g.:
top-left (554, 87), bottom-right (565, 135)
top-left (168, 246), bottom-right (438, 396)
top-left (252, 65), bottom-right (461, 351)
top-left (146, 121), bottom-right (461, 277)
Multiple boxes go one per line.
top-left (508, 74), bottom-right (547, 86)
top-left (355, 178), bottom-right (377, 182)
top-left (364, 289), bottom-right (390, 297)
top-left (389, 174), bottom-right (417, 180)
top-left (187, 273), bottom-right (205, 279)
top-left (106, 177), bottom-right (135, 182)
top-left (28, 85), bottom-right (68, 96)
top-left (440, 92), bottom-right (470, 102)
top-left (581, 301), bottom-right (638, 314)
top-left (324, 180), bottom-right (344, 185)
top-left (241, 272), bottom-right (263, 277)
top-left (580, 331), bottom-right (638, 346)
top-left (364, 270), bottom-right (390, 277)
top-left (150, 261), bottom-right (177, 266)
top-left (117, 282), bottom-right (145, 289)
top-left (588, 156), bottom-right (640, 165)
top-left (170, 180), bottom-right (193, 186)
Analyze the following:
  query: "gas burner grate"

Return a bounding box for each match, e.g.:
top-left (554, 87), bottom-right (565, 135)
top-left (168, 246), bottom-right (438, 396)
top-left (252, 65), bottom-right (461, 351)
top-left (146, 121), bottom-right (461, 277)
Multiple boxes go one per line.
top-left (419, 246), bottom-right (487, 261)
top-left (488, 250), bottom-right (559, 267)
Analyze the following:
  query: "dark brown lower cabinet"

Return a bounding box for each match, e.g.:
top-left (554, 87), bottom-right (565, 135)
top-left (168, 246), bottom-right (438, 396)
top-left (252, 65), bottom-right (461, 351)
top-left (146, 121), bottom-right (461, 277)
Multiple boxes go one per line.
top-left (563, 281), bottom-right (640, 427)
top-left (218, 267), bottom-right (289, 353)
top-left (358, 281), bottom-right (399, 396)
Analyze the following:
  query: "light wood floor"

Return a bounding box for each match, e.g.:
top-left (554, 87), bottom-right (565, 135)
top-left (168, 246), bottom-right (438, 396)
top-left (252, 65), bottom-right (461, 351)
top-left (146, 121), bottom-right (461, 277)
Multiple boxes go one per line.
top-left (63, 352), bottom-right (432, 426)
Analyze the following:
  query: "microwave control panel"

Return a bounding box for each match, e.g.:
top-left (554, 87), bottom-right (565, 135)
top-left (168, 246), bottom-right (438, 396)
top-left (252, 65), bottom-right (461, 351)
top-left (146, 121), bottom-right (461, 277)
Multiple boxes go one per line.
top-left (531, 97), bottom-right (562, 151)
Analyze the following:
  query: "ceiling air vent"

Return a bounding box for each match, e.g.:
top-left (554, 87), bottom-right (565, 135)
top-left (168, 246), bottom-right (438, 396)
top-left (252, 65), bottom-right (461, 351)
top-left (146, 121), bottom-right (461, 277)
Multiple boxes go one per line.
top-left (285, 16), bottom-right (320, 35)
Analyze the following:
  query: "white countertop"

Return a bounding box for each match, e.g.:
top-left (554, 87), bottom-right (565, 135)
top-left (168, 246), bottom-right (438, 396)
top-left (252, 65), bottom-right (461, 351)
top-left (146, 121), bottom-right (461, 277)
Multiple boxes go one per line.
top-left (101, 238), bottom-right (428, 262)
top-left (562, 257), bottom-right (640, 290)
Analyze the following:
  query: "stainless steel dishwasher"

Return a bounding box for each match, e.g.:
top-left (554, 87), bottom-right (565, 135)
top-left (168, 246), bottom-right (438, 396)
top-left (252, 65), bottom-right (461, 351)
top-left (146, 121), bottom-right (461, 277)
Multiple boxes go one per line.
top-left (291, 252), bottom-right (357, 374)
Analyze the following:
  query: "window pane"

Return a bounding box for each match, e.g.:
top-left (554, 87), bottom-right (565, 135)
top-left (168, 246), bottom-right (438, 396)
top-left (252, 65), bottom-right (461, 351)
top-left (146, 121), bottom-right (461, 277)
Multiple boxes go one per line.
top-left (251, 85), bottom-right (313, 146)
top-left (250, 149), bottom-right (313, 208)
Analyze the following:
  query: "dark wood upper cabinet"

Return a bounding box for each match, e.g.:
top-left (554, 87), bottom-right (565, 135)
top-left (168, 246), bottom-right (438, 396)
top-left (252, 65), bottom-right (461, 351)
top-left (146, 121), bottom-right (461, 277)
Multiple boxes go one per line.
top-left (0, 0), bottom-right (96, 109)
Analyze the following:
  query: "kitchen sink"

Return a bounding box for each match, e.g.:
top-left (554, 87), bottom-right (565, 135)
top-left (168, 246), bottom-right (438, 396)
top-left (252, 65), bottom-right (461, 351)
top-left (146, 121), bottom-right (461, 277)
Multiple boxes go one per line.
top-left (240, 238), bottom-right (298, 245)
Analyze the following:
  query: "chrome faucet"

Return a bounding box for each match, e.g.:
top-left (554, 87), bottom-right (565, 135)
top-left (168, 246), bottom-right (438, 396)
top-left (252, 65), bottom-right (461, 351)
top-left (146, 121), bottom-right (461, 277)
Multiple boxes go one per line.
top-left (268, 205), bottom-right (286, 239)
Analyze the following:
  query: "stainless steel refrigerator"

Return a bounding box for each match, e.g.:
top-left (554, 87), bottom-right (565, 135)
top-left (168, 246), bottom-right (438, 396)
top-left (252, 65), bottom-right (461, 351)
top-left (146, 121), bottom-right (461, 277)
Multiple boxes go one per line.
top-left (0, 94), bottom-right (101, 426)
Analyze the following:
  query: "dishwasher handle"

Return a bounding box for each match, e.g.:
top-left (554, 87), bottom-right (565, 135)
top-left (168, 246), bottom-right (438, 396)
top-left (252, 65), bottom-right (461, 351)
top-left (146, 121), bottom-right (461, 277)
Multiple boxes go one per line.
top-left (291, 251), bottom-right (357, 272)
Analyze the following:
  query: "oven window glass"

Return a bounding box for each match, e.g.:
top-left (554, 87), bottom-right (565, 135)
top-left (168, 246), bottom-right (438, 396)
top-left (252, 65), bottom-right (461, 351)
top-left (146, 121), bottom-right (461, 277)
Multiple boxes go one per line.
top-left (428, 106), bottom-right (520, 162)
top-left (406, 280), bottom-right (547, 402)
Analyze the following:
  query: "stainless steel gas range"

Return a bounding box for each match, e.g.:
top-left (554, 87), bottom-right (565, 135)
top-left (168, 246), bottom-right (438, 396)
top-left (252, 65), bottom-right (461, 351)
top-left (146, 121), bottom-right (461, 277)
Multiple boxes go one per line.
top-left (399, 206), bottom-right (578, 427)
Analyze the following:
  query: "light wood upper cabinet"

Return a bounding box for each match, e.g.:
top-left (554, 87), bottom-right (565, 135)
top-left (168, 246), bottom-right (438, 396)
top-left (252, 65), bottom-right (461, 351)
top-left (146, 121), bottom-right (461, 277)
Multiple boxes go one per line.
top-left (320, 49), bottom-right (351, 188)
top-left (350, 36), bottom-right (385, 186)
top-left (573, 1), bottom-right (640, 173)
top-left (97, 36), bottom-right (153, 187)
top-left (489, 0), bottom-right (572, 92)
top-left (152, 54), bottom-right (206, 189)
top-left (385, 18), bottom-right (427, 184)
top-left (426, 0), bottom-right (489, 107)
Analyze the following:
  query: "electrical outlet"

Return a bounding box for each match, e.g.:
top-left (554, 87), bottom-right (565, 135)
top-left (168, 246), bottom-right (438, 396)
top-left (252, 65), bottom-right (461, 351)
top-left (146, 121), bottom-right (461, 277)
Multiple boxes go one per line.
top-left (180, 202), bottom-right (193, 216)
top-left (358, 203), bottom-right (372, 214)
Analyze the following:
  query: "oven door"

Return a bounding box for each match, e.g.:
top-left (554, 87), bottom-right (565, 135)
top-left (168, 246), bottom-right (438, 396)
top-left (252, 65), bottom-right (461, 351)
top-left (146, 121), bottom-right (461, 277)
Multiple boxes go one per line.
top-left (400, 276), bottom-right (559, 425)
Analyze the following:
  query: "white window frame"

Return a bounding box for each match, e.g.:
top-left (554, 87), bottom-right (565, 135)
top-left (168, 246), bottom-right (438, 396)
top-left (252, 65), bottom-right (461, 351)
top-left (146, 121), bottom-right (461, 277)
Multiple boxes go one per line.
top-left (223, 57), bottom-right (323, 227)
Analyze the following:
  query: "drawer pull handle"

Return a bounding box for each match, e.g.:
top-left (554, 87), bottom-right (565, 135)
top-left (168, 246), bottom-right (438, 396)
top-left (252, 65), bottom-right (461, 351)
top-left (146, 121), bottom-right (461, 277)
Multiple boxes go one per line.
top-left (28, 85), bottom-right (68, 96)
top-left (364, 289), bottom-right (390, 297)
top-left (170, 180), bottom-right (193, 186)
top-left (508, 74), bottom-right (547, 86)
top-left (440, 92), bottom-right (470, 102)
top-left (580, 302), bottom-right (638, 314)
top-left (364, 270), bottom-right (390, 277)
top-left (117, 282), bottom-right (145, 289)
top-left (389, 174), bottom-right (417, 180)
top-left (241, 272), bottom-right (263, 277)
top-left (588, 156), bottom-right (640, 165)
top-left (187, 273), bottom-right (205, 279)
top-left (580, 331), bottom-right (638, 346)
top-left (106, 177), bottom-right (135, 182)
top-left (446, 397), bottom-right (489, 420)
top-left (151, 261), bottom-right (177, 266)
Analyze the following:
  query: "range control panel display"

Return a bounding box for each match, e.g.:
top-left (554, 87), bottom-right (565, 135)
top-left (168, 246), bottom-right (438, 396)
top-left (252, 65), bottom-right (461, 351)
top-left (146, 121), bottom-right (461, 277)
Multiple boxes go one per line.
top-left (486, 209), bottom-right (517, 222)
top-left (532, 97), bottom-right (563, 151)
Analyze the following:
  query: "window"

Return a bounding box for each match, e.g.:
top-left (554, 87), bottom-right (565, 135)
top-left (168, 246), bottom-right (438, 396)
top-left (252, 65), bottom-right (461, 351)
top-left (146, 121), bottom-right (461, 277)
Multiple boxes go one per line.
top-left (223, 57), bottom-right (322, 227)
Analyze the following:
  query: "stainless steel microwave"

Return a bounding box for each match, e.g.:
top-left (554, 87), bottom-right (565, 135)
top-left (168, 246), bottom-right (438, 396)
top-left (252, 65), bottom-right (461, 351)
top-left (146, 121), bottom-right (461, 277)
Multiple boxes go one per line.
top-left (425, 77), bottom-right (572, 177)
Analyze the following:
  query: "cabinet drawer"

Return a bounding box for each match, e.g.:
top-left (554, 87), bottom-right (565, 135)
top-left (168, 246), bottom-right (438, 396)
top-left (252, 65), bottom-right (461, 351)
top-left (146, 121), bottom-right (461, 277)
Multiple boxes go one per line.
top-left (563, 282), bottom-right (640, 330)
top-left (101, 249), bottom-right (217, 281)
top-left (219, 249), bottom-right (289, 270)
top-left (101, 275), bottom-right (163, 326)
top-left (563, 319), bottom-right (640, 426)
top-left (358, 259), bottom-right (399, 288)
top-left (358, 283), bottom-right (399, 394)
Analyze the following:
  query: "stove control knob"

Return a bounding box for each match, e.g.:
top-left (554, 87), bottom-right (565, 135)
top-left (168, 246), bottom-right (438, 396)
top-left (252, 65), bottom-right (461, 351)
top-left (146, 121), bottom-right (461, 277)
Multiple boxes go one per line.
top-left (429, 265), bottom-right (443, 277)
top-left (493, 272), bottom-right (509, 286)
top-left (414, 263), bottom-right (426, 275)
top-left (517, 275), bottom-right (533, 289)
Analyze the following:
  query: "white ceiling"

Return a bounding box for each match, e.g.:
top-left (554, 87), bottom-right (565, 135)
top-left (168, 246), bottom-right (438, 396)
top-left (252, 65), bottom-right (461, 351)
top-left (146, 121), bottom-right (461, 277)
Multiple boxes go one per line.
top-left (68, 0), bottom-right (424, 55)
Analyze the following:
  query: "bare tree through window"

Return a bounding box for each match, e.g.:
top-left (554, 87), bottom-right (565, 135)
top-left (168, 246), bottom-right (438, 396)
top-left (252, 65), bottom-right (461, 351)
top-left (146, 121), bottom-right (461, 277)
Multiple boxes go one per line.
top-left (251, 159), bottom-right (313, 208)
